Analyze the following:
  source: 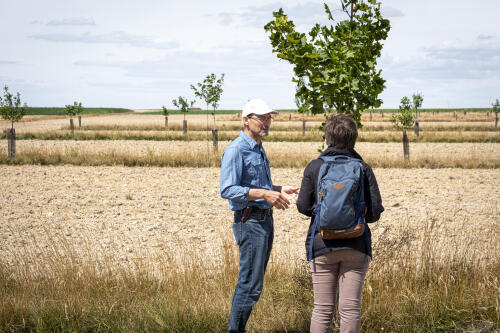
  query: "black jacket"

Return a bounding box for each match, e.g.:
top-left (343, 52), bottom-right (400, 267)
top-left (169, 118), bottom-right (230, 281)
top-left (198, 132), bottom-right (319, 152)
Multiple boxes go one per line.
top-left (296, 147), bottom-right (384, 259)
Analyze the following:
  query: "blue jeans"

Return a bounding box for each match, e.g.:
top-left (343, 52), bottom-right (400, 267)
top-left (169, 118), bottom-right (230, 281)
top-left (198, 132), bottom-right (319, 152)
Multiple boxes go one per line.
top-left (228, 210), bottom-right (274, 333)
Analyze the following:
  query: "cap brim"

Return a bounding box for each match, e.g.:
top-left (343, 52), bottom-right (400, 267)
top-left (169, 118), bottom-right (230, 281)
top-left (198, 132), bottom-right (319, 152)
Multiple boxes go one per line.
top-left (243, 109), bottom-right (278, 116)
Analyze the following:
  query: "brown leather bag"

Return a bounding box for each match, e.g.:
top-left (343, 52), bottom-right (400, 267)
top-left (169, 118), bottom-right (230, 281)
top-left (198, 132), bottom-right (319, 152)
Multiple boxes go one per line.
top-left (320, 224), bottom-right (365, 240)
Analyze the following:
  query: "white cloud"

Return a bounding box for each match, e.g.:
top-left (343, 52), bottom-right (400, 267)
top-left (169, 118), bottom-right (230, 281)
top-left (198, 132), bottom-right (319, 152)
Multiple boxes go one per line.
top-left (29, 31), bottom-right (180, 49)
top-left (381, 6), bottom-right (404, 18)
top-left (46, 17), bottom-right (96, 26)
top-left (477, 34), bottom-right (495, 40)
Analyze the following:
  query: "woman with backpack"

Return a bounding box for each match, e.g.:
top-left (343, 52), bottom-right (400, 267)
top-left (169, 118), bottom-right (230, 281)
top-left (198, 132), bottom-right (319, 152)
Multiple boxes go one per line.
top-left (296, 114), bottom-right (384, 333)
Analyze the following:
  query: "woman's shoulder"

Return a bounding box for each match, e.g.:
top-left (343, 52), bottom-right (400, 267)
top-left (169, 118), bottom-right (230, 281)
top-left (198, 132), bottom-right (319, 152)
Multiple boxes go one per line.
top-left (304, 157), bottom-right (324, 174)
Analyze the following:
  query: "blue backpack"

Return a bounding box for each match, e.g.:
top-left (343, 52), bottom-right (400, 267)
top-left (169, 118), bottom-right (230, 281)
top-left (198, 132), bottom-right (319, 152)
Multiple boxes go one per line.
top-left (308, 155), bottom-right (366, 261)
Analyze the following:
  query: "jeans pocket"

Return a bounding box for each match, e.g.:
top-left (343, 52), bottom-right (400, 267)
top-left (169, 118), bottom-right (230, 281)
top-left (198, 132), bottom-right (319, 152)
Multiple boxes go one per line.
top-left (232, 222), bottom-right (242, 246)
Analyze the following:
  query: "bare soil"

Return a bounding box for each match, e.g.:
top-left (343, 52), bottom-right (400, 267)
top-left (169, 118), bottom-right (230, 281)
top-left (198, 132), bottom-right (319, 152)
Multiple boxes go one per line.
top-left (1, 166), bottom-right (498, 271)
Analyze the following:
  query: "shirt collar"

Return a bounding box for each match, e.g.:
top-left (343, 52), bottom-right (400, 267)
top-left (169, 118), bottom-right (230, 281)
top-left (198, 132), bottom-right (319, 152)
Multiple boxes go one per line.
top-left (240, 130), bottom-right (261, 150)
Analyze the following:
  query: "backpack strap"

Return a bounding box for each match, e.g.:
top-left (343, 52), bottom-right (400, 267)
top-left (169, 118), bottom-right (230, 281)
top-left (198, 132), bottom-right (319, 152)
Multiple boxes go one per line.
top-left (308, 203), bottom-right (321, 262)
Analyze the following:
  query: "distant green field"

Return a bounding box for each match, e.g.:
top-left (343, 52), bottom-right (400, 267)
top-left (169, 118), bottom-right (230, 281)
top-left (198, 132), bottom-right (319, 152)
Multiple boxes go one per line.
top-left (371, 108), bottom-right (490, 114)
top-left (26, 107), bottom-right (133, 115)
top-left (280, 108), bottom-right (490, 114)
top-left (139, 109), bottom-right (240, 115)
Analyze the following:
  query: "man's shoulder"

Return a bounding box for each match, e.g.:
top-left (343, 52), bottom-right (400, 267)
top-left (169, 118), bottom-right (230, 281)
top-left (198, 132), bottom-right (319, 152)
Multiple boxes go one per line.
top-left (225, 136), bottom-right (245, 151)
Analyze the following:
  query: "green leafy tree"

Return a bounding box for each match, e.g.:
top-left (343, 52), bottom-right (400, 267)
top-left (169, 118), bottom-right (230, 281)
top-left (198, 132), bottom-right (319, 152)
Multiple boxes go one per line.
top-left (63, 101), bottom-right (83, 132)
top-left (391, 96), bottom-right (414, 161)
top-left (412, 92), bottom-right (423, 119)
top-left (264, 0), bottom-right (390, 126)
top-left (64, 101), bottom-right (83, 117)
top-left (172, 96), bottom-right (194, 122)
top-left (492, 98), bottom-right (499, 128)
top-left (0, 85), bottom-right (27, 130)
top-left (191, 73), bottom-right (225, 129)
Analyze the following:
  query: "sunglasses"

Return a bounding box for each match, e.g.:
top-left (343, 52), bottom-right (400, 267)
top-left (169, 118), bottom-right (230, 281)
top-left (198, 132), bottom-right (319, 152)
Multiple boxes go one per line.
top-left (250, 115), bottom-right (273, 123)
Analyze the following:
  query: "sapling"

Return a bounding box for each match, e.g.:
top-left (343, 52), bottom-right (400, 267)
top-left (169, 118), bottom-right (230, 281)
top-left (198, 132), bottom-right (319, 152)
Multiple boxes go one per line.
top-left (412, 92), bottom-right (423, 136)
top-left (161, 105), bottom-right (169, 129)
top-left (492, 98), bottom-right (499, 128)
top-left (0, 85), bottom-right (27, 157)
top-left (191, 73), bottom-right (225, 151)
top-left (64, 101), bottom-right (83, 134)
top-left (172, 96), bottom-right (194, 134)
top-left (391, 96), bottom-right (415, 161)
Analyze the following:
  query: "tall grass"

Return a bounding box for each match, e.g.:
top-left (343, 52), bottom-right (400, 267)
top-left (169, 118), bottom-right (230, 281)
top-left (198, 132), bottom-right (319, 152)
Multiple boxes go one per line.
top-left (1, 141), bottom-right (499, 168)
top-left (1, 219), bottom-right (498, 332)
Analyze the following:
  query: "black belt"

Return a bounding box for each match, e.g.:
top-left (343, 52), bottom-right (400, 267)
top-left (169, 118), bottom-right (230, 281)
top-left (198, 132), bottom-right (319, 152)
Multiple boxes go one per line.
top-left (239, 206), bottom-right (273, 221)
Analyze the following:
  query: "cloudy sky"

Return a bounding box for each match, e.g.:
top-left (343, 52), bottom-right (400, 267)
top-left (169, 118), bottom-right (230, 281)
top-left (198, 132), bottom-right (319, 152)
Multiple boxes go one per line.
top-left (1, 0), bottom-right (499, 109)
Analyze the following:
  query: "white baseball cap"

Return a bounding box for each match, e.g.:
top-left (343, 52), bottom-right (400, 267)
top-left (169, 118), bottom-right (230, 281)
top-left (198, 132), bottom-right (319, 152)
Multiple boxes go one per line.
top-left (242, 98), bottom-right (278, 118)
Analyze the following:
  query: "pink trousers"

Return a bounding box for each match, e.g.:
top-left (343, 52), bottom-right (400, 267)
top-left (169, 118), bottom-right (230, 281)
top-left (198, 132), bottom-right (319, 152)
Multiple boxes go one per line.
top-left (309, 249), bottom-right (371, 333)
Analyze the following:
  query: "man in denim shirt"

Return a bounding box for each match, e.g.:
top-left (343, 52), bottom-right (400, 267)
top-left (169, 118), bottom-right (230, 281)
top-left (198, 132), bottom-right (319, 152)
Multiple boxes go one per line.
top-left (220, 98), bottom-right (299, 333)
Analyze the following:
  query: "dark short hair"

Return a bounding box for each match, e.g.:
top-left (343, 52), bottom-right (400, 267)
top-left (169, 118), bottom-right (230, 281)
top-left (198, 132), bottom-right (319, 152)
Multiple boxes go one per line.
top-left (324, 114), bottom-right (358, 149)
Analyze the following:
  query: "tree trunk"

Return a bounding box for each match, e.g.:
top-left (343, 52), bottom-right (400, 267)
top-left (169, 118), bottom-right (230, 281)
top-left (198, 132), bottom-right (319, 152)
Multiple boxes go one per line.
top-left (495, 114), bottom-right (498, 128)
top-left (289, 113), bottom-right (291, 121)
top-left (213, 113), bottom-right (216, 130)
top-left (78, 115), bottom-right (82, 128)
top-left (370, 110), bottom-right (372, 121)
top-left (165, 116), bottom-right (168, 129)
top-left (414, 120), bottom-right (419, 136)
top-left (7, 128), bottom-right (15, 158)
top-left (183, 120), bottom-right (187, 134)
top-left (212, 129), bottom-right (218, 152)
top-left (403, 130), bottom-right (409, 161)
top-left (381, 111), bottom-right (384, 118)
top-left (454, 111), bottom-right (457, 120)
top-left (302, 119), bottom-right (306, 136)
top-left (69, 118), bottom-right (74, 135)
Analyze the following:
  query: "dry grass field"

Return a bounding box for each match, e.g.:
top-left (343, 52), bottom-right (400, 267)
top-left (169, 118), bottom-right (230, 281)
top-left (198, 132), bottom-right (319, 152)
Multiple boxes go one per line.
top-left (1, 111), bottom-right (499, 332)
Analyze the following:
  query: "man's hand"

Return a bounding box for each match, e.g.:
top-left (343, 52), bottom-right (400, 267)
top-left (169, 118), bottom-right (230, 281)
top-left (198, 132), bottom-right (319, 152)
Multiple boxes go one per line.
top-left (263, 190), bottom-right (291, 210)
top-left (281, 186), bottom-right (299, 204)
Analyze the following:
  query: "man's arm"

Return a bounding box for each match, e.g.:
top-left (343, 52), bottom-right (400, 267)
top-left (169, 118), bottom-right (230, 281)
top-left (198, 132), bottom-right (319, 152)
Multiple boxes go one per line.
top-left (248, 188), bottom-right (294, 210)
top-left (220, 147), bottom-right (250, 204)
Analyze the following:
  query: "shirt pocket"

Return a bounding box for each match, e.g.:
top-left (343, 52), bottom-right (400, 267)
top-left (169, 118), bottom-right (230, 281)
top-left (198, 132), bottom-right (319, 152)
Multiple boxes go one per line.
top-left (247, 158), bottom-right (263, 177)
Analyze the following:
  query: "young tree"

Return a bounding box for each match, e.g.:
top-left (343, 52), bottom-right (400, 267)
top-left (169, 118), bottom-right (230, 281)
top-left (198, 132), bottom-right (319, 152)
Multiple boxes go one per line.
top-left (161, 105), bottom-right (169, 129)
top-left (191, 73), bottom-right (225, 151)
top-left (190, 73), bottom-right (225, 130)
top-left (412, 92), bottom-right (423, 136)
top-left (264, 0), bottom-right (390, 126)
top-left (172, 96), bottom-right (194, 134)
top-left (492, 98), bottom-right (499, 128)
top-left (0, 85), bottom-right (28, 157)
top-left (64, 101), bottom-right (83, 133)
top-left (412, 92), bottom-right (423, 119)
top-left (391, 96), bottom-right (414, 161)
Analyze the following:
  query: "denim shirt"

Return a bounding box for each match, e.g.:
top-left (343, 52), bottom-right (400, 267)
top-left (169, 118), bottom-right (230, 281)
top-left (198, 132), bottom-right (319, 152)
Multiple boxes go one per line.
top-left (220, 131), bottom-right (273, 211)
